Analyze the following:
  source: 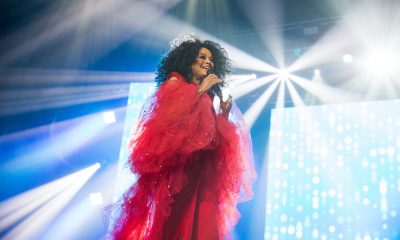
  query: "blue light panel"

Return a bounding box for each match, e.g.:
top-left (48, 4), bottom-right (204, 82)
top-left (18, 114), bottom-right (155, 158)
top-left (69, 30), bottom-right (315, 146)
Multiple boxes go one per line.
top-left (113, 82), bottom-right (155, 200)
top-left (265, 100), bottom-right (400, 240)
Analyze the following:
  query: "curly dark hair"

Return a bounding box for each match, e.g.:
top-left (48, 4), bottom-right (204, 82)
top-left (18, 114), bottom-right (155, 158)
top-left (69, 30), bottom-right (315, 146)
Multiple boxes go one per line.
top-left (155, 38), bottom-right (231, 88)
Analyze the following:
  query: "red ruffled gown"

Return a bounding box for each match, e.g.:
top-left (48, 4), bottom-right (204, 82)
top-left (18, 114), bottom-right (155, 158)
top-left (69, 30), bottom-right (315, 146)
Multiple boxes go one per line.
top-left (111, 72), bottom-right (256, 240)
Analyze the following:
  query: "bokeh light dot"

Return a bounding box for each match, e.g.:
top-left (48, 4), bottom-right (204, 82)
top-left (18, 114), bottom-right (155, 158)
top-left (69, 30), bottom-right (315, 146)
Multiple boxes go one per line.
top-left (283, 163), bottom-right (289, 170)
top-left (344, 136), bottom-right (352, 144)
top-left (288, 225), bottom-right (295, 235)
top-left (275, 161), bottom-right (282, 168)
top-left (297, 205), bottom-right (303, 212)
top-left (390, 210), bottom-right (397, 217)
top-left (328, 189), bottom-right (336, 197)
top-left (370, 149), bottom-right (377, 157)
top-left (337, 192), bottom-right (343, 199)
top-left (298, 161), bottom-right (304, 168)
top-left (387, 146), bottom-right (395, 156)
top-left (362, 159), bottom-right (369, 167)
top-left (321, 191), bottom-right (327, 198)
top-left (312, 229), bottom-right (319, 238)
top-left (337, 216), bottom-right (345, 224)
top-left (379, 147), bottom-right (386, 155)
top-left (329, 208), bottom-right (335, 214)
top-left (312, 176), bottom-right (320, 184)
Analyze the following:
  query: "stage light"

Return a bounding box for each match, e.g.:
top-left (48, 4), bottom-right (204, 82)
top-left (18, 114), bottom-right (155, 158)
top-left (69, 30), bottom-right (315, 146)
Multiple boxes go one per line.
top-left (243, 79), bottom-right (280, 127)
top-left (286, 79), bottom-right (304, 107)
top-left (364, 47), bottom-right (399, 76)
top-left (278, 69), bottom-right (289, 80)
top-left (314, 69), bottom-right (320, 76)
top-left (289, 74), bottom-right (356, 104)
top-left (231, 74), bottom-right (278, 99)
top-left (4, 113), bottom-right (108, 175)
top-left (1, 82), bottom-right (131, 117)
top-left (275, 79), bottom-right (286, 108)
top-left (39, 162), bottom-right (118, 240)
top-left (102, 111), bottom-right (116, 124)
top-left (227, 74), bottom-right (258, 87)
top-left (345, 45), bottom-right (400, 99)
top-left (0, 163), bottom-right (100, 239)
top-left (342, 54), bottom-right (353, 63)
top-left (89, 192), bottom-right (104, 205)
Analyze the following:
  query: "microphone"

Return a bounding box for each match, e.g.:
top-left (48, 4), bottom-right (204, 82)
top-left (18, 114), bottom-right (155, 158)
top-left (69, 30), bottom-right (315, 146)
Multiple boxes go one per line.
top-left (207, 69), bottom-right (223, 100)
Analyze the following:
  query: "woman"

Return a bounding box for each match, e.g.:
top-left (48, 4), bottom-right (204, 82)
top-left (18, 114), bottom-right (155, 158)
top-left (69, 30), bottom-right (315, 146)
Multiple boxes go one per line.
top-left (111, 36), bottom-right (256, 240)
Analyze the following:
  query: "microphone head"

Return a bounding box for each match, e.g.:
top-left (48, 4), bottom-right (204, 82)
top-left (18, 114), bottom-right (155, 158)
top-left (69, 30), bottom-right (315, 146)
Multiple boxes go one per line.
top-left (206, 68), bottom-right (224, 100)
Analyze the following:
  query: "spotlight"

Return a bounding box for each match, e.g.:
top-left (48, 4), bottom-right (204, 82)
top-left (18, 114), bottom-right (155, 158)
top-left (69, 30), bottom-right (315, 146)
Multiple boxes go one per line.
top-left (314, 69), bottom-right (320, 76)
top-left (94, 162), bottom-right (101, 169)
top-left (250, 73), bottom-right (257, 80)
top-left (342, 54), bottom-right (353, 63)
top-left (102, 111), bottom-right (116, 124)
top-left (278, 69), bottom-right (289, 80)
top-left (364, 47), bottom-right (399, 76)
top-left (89, 192), bottom-right (104, 205)
top-left (0, 163), bottom-right (100, 239)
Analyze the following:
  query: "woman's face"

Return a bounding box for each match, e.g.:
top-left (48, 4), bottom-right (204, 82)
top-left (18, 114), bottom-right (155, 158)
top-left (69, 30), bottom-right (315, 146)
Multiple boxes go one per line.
top-left (191, 47), bottom-right (214, 80)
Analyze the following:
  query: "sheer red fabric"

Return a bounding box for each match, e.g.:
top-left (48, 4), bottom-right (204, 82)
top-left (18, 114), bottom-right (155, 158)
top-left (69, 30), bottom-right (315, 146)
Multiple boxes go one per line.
top-left (111, 72), bottom-right (256, 240)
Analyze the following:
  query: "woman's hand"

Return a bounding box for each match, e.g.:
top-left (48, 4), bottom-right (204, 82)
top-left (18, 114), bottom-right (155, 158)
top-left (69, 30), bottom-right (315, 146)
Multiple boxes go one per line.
top-left (220, 95), bottom-right (233, 117)
top-left (197, 74), bottom-right (222, 95)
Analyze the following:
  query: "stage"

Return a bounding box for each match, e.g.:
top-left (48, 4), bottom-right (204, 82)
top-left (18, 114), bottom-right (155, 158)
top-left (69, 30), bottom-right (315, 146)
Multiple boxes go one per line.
top-left (1, 0), bottom-right (400, 239)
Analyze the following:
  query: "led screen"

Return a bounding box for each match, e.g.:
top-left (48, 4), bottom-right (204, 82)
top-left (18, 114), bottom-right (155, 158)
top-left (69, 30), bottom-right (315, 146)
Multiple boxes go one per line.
top-left (265, 100), bottom-right (400, 240)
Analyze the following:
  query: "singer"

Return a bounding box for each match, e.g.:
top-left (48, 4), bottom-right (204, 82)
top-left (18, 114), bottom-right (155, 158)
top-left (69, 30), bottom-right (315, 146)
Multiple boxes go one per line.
top-left (110, 35), bottom-right (256, 240)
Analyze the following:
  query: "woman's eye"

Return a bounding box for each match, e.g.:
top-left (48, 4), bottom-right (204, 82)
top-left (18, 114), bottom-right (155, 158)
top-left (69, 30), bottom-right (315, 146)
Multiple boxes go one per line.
top-left (199, 56), bottom-right (206, 59)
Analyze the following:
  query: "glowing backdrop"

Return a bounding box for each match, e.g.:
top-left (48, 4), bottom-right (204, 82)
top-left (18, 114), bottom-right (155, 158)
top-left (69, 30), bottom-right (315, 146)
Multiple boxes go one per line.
top-left (265, 99), bottom-right (400, 239)
top-left (113, 82), bottom-right (155, 202)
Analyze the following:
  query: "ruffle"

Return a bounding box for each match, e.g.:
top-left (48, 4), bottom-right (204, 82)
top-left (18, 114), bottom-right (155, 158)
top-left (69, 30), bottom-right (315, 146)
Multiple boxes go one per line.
top-left (128, 72), bottom-right (216, 173)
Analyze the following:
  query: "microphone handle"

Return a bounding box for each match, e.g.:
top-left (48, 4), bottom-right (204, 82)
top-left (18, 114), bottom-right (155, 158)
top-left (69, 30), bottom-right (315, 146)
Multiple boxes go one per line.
top-left (209, 83), bottom-right (223, 100)
top-left (207, 70), bottom-right (223, 100)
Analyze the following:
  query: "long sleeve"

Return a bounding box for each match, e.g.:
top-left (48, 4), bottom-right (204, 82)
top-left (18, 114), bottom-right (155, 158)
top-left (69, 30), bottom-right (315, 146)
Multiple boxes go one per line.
top-left (128, 72), bottom-right (216, 174)
top-left (213, 103), bottom-right (257, 237)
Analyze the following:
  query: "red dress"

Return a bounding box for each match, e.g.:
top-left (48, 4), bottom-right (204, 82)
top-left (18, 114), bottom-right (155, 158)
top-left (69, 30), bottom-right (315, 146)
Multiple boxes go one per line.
top-left (111, 72), bottom-right (256, 240)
